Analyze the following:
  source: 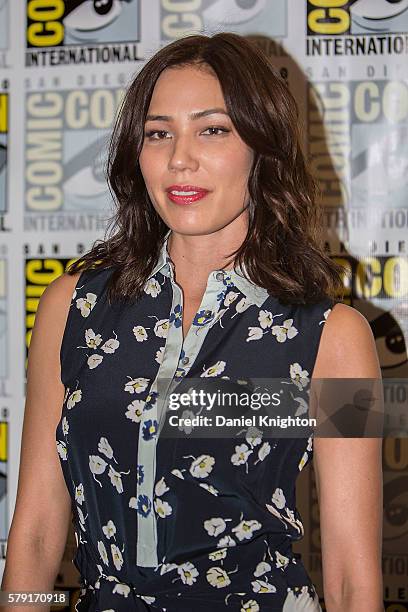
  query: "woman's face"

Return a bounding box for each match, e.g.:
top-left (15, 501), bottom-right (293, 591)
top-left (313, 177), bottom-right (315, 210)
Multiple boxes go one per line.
top-left (139, 64), bottom-right (254, 236)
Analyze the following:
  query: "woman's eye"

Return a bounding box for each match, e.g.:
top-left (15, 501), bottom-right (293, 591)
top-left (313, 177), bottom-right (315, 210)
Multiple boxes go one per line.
top-left (144, 130), bottom-right (169, 140)
top-left (144, 127), bottom-right (229, 140)
top-left (202, 126), bottom-right (229, 136)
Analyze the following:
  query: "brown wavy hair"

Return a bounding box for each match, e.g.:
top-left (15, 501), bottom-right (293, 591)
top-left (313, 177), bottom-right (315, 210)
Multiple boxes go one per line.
top-left (65, 31), bottom-right (345, 306)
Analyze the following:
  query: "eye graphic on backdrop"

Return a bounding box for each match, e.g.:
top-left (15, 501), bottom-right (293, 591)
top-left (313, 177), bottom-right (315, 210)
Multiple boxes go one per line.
top-left (350, 0), bottom-right (408, 31)
top-left (203, 0), bottom-right (267, 24)
top-left (64, 0), bottom-right (132, 33)
top-left (63, 136), bottom-right (109, 210)
top-left (383, 476), bottom-right (408, 544)
top-left (370, 310), bottom-right (407, 370)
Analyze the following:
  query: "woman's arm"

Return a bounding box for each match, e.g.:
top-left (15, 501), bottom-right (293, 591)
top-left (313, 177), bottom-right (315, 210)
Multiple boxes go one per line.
top-left (0, 271), bottom-right (82, 612)
top-left (311, 303), bottom-right (384, 612)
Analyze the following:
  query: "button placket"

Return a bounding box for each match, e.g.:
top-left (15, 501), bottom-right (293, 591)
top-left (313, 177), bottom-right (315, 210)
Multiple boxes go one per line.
top-left (136, 273), bottom-right (183, 567)
top-left (135, 268), bottom-right (230, 568)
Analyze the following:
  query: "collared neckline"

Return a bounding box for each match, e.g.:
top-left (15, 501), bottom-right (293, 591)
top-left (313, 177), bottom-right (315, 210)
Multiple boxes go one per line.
top-left (149, 229), bottom-right (269, 307)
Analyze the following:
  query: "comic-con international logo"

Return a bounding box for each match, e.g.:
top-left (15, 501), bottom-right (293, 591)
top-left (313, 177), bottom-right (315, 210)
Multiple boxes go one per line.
top-left (308, 79), bottom-right (408, 213)
top-left (24, 83), bottom-right (124, 231)
top-left (26, 0), bottom-right (141, 67)
top-left (307, 0), bottom-right (408, 56)
top-left (161, 0), bottom-right (287, 42)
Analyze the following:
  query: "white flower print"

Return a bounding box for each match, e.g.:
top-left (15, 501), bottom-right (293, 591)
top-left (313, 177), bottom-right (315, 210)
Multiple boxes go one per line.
top-left (56, 440), bottom-right (67, 461)
top-left (159, 562), bottom-right (178, 575)
top-left (231, 443), bottom-right (253, 466)
top-left (234, 296), bottom-right (253, 314)
top-left (89, 455), bottom-right (107, 486)
top-left (206, 567), bottom-right (231, 589)
top-left (67, 389), bottom-right (82, 409)
top-left (98, 540), bottom-right (109, 566)
top-left (232, 519), bottom-right (261, 542)
top-left (178, 561), bottom-right (199, 585)
top-left (77, 506), bottom-right (88, 532)
top-left (254, 561), bottom-right (272, 577)
top-left (62, 416), bottom-right (69, 436)
top-left (171, 468), bottom-right (184, 479)
top-left (125, 400), bottom-right (145, 422)
top-left (207, 309), bottom-right (228, 331)
top-left (98, 437), bottom-right (117, 462)
top-left (218, 535), bottom-right (236, 548)
top-left (112, 582), bottom-right (131, 597)
top-left (102, 519), bottom-right (117, 539)
top-left (144, 277), bottom-right (161, 297)
top-left (85, 328), bottom-right (102, 349)
top-left (298, 451), bottom-right (309, 471)
top-left (154, 477), bottom-right (169, 497)
top-left (241, 600), bottom-right (260, 612)
top-left (154, 319), bottom-right (170, 338)
top-left (246, 327), bottom-right (263, 342)
top-left (252, 579), bottom-right (277, 593)
top-left (271, 318), bottom-right (298, 343)
top-left (254, 441), bottom-right (271, 464)
top-left (209, 548), bottom-right (227, 561)
top-left (188, 454), bottom-right (215, 478)
top-left (111, 543), bottom-right (124, 571)
top-left (101, 333), bottom-right (119, 353)
top-left (155, 346), bottom-right (165, 364)
top-left (76, 292), bottom-right (97, 317)
top-left (108, 464), bottom-right (130, 494)
top-left (204, 517), bottom-right (228, 537)
top-left (282, 586), bottom-right (317, 611)
top-left (140, 595), bottom-right (156, 604)
top-left (294, 395), bottom-right (309, 417)
top-left (133, 325), bottom-right (148, 342)
top-left (154, 498), bottom-right (173, 518)
top-left (307, 435), bottom-right (313, 452)
top-left (320, 308), bottom-right (332, 324)
top-left (87, 353), bottom-right (103, 369)
top-left (285, 508), bottom-right (304, 535)
top-left (265, 503), bottom-right (304, 535)
top-left (178, 410), bottom-right (196, 434)
top-left (272, 487), bottom-right (286, 509)
top-left (129, 497), bottom-right (137, 509)
top-left (199, 483), bottom-right (219, 495)
top-left (224, 291), bottom-right (240, 307)
top-left (290, 362), bottom-right (310, 390)
top-left (275, 551), bottom-right (290, 569)
top-left (245, 428), bottom-right (262, 447)
top-left (75, 483), bottom-right (84, 505)
top-left (258, 310), bottom-right (274, 329)
top-left (124, 377), bottom-right (150, 394)
top-left (200, 360), bottom-right (226, 377)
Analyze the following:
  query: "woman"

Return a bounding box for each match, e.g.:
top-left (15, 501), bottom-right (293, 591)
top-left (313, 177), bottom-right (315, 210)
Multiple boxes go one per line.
top-left (2, 33), bottom-right (383, 611)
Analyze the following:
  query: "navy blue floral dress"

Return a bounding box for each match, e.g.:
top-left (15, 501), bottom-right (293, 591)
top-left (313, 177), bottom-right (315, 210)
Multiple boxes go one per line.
top-left (56, 229), bottom-right (338, 611)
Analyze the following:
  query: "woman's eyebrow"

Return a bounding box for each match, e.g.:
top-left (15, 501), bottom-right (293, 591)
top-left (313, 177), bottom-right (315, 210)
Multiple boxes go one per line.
top-left (145, 108), bottom-right (230, 122)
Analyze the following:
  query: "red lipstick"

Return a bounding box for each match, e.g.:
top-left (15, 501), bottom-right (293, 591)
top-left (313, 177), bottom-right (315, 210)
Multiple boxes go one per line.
top-left (166, 184), bottom-right (209, 205)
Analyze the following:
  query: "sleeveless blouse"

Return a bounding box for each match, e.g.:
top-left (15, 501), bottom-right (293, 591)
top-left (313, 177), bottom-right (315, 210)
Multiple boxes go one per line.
top-left (56, 229), bottom-right (338, 611)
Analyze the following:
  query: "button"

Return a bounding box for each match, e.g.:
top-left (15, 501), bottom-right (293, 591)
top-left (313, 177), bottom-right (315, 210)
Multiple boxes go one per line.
top-left (204, 309), bottom-right (212, 317)
top-left (181, 356), bottom-right (189, 365)
top-left (215, 271), bottom-right (225, 281)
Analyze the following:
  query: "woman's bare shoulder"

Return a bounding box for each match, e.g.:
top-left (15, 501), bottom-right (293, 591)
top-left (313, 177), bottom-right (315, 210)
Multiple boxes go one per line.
top-left (313, 302), bottom-right (380, 379)
top-left (35, 270), bottom-right (84, 336)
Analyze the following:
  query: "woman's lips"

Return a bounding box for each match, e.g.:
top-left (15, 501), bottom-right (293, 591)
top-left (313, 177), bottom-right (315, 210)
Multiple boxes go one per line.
top-left (166, 190), bottom-right (209, 205)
